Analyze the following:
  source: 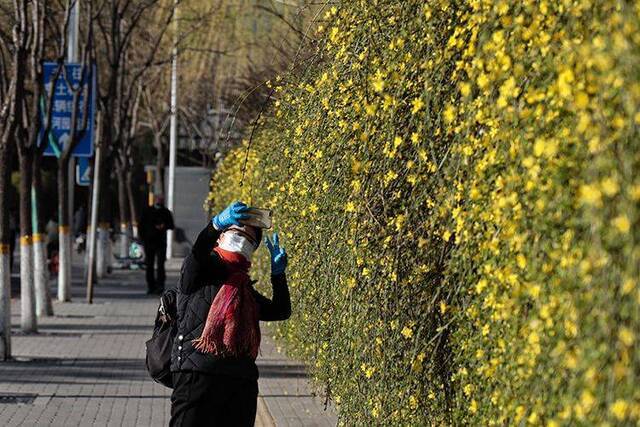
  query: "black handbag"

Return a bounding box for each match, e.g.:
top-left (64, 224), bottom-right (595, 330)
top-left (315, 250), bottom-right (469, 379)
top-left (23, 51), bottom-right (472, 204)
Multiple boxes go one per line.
top-left (145, 289), bottom-right (177, 388)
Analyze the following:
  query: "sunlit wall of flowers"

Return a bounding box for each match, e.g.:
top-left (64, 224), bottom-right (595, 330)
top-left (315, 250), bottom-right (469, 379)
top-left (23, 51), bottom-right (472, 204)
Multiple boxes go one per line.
top-left (206, 0), bottom-right (640, 424)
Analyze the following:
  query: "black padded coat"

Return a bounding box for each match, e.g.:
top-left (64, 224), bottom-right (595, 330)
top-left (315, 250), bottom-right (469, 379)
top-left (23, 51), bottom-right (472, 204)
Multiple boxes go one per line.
top-left (170, 223), bottom-right (291, 379)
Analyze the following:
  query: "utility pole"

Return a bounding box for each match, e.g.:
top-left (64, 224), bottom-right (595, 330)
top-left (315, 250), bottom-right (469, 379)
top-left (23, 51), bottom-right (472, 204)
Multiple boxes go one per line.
top-left (68, 0), bottom-right (78, 231)
top-left (58, 0), bottom-right (79, 302)
top-left (166, 0), bottom-right (178, 260)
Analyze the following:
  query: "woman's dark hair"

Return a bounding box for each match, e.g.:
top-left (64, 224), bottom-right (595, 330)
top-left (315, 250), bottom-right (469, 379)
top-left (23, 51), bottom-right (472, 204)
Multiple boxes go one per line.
top-left (253, 227), bottom-right (263, 249)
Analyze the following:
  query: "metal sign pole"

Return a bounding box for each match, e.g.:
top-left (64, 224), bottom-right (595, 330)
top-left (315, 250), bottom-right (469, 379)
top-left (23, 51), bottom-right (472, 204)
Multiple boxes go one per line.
top-left (166, 0), bottom-right (179, 260)
top-left (68, 0), bottom-right (79, 251)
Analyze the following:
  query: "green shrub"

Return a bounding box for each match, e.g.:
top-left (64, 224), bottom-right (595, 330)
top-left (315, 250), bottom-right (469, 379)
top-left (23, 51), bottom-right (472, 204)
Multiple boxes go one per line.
top-left (207, 0), bottom-right (640, 424)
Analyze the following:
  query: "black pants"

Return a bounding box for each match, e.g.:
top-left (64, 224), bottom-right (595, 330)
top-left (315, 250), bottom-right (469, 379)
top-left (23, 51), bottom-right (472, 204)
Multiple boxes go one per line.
top-left (170, 372), bottom-right (258, 427)
top-left (145, 242), bottom-right (166, 292)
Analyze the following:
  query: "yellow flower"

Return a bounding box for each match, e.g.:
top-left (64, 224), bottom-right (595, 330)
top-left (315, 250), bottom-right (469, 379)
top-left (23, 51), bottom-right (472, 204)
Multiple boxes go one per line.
top-left (475, 279), bottom-right (487, 293)
top-left (443, 105), bottom-right (456, 123)
top-left (610, 399), bottom-right (629, 420)
top-left (533, 138), bottom-right (558, 158)
top-left (477, 73), bottom-right (489, 89)
top-left (371, 71), bottom-right (385, 93)
top-left (439, 301), bottom-right (447, 314)
top-left (580, 390), bottom-right (595, 411)
top-left (383, 170), bottom-right (398, 186)
top-left (612, 215), bottom-right (630, 233)
top-left (463, 384), bottom-right (473, 396)
top-left (460, 82), bottom-right (471, 97)
top-left (557, 68), bottom-right (574, 98)
top-left (574, 92), bottom-right (589, 109)
top-left (401, 326), bottom-right (413, 339)
top-left (499, 76), bottom-right (519, 99)
top-left (411, 97), bottom-right (424, 114)
top-left (621, 278), bottom-right (635, 294)
top-left (469, 399), bottom-right (478, 414)
top-left (409, 395), bottom-right (418, 410)
top-left (364, 102), bottom-right (377, 116)
top-left (601, 176), bottom-right (619, 196)
top-left (361, 363), bottom-right (375, 379)
top-left (329, 26), bottom-right (339, 43)
top-left (618, 327), bottom-right (634, 346)
top-left (578, 184), bottom-right (602, 206)
top-left (345, 202), bottom-right (356, 213)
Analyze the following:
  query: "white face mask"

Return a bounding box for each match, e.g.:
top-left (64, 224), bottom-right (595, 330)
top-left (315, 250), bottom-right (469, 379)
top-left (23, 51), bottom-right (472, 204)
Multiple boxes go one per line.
top-left (218, 231), bottom-right (256, 261)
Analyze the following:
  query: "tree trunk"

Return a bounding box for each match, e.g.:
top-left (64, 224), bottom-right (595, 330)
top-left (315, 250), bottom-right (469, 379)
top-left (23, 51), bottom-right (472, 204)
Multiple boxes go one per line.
top-left (18, 150), bottom-right (36, 332)
top-left (57, 157), bottom-right (72, 302)
top-left (0, 141), bottom-right (12, 360)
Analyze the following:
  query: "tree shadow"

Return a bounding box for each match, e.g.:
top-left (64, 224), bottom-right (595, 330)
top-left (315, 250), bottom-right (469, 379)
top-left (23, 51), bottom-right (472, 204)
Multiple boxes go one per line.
top-left (257, 362), bottom-right (308, 379)
top-left (0, 357), bottom-right (151, 384)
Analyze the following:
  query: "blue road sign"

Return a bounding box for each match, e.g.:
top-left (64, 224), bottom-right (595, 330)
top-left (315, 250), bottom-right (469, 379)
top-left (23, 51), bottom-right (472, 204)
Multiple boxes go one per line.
top-left (40, 62), bottom-right (96, 157)
top-left (76, 157), bottom-right (91, 186)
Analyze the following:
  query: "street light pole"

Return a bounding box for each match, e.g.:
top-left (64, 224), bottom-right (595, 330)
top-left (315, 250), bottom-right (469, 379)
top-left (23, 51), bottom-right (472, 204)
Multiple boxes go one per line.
top-left (166, 0), bottom-right (178, 260)
top-left (58, 0), bottom-right (79, 302)
top-left (68, 0), bottom-right (78, 229)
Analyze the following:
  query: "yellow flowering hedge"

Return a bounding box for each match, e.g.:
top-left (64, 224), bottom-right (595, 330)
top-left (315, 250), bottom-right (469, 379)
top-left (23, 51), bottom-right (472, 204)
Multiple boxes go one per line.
top-left (206, 0), bottom-right (640, 424)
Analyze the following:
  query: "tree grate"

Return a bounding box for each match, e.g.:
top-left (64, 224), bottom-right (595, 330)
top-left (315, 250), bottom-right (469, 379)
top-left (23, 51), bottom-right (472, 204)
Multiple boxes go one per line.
top-left (0, 394), bottom-right (37, 405)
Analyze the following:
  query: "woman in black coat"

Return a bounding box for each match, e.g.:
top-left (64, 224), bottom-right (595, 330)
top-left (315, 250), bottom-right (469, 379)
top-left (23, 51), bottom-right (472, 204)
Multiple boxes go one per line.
top-left (170, 201), bottom-right (290, 426)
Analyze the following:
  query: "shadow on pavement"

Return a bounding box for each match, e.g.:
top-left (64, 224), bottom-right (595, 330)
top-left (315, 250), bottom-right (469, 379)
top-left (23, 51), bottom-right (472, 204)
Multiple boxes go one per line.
top-left (257, 363), bottom-right (308, 379)
top-left (36, 323), bottom-right (151, 332)
top-left (0, 357), bottom-right (150, 384)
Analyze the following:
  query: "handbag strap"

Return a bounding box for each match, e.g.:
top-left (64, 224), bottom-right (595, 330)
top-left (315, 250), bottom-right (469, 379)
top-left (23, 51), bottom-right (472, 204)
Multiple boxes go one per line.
top-left (158, 296), bottom-right (172, 323)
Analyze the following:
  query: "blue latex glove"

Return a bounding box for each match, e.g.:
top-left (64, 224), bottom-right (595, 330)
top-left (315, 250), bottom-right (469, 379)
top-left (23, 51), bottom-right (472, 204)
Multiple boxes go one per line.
top-left (211, 201), bottom-right (250, 230)
top-left (265, 232), bottom-right (288, 276)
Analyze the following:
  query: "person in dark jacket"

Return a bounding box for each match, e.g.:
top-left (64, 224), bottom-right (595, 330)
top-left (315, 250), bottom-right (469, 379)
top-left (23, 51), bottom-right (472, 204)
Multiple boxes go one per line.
top-left (140, 195), bottom-right (175, 294)
top-left (170, 201), bottom-right (291, 427)
top-left (73, 206), bottom-right (87, 237)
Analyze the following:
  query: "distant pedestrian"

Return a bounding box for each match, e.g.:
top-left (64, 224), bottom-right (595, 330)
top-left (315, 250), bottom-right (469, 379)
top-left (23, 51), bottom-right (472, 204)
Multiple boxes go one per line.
top-left (45, 218), bottom-right (59, 276)
top-left (73, 206), bottom-right (87, 237)
top-left (8, 211), bottom-right (16, 272)
top-left (45, 218), bottom-right (58, 258)
top-left (140, 194), bottom-right (174, 294)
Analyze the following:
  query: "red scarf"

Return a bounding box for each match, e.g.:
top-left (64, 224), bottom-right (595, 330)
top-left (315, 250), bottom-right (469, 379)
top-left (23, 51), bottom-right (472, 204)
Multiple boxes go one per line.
top-left (192, 247), bottom-right (261, 359)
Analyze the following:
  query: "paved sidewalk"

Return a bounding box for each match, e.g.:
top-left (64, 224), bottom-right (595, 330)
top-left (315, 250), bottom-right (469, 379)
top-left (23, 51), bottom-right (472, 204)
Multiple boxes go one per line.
top-left (257, 333), bottom-right (337, 427)
top-left (0, 258), bottom-right (336, 426)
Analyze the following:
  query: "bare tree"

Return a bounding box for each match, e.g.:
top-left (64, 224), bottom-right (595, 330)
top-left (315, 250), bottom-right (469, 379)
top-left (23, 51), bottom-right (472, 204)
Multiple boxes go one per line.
top-left (14, 0), bottom-right (67, 324)
top-left (93, 0), bottom-right (177, 262)
top-left (0, 0), bottom-right (41, 358)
